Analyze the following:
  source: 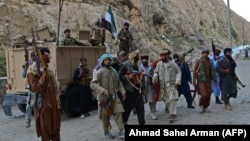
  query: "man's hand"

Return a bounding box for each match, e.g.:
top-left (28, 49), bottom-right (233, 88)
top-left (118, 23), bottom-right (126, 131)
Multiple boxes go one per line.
top-left (152, 78), bottom-right (158, 86)
top-left (192, 81), bottom-right (196, 88)
top-left (103, 90), bottom-right (109, 97)
top-left (122, 94), bottom-right (126, 101)
top-left (174, 83), bottom-right (179, 88)
top-left (128, 73), bottom-right (135, 79)
top-left (225, 68), bottom-right (231, 74)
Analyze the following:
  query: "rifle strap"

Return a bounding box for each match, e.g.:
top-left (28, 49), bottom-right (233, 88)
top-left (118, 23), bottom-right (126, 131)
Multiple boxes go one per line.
top-left (125, 75), bottom-right (141, 93)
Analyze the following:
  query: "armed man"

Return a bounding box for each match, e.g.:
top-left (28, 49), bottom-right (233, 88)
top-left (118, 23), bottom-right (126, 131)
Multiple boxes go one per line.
top-left (117, 22), bottom-right (133, 54)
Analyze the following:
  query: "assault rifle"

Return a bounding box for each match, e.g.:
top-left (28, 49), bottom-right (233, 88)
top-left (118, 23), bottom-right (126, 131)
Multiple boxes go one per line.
top-left (31, 28), bottom-right (49, 78)
top-left (131, 70), bottom-right (153, 78)
top-left (220, 64), bottom-right (246, 89)
top-left (105, 94), bottom-right (113, 116)
top-left (22, 35), bottom-right (29, 68)
top-left (105, 94), bottom-right (114, 130)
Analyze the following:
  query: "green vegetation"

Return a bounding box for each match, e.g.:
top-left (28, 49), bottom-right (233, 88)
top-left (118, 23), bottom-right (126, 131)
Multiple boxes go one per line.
top-left (187, 38), bottom-right (199, 47)
top-left (171, 37), bottom-right (184, 47)
top-left (212, 21), bottom-right (216, 29)
top-left (0, 56), bottom-right (6, 77)
top-left (231, 27), bottom-right (238, 39)
top-left (200, 20), bottom-right (204, 26)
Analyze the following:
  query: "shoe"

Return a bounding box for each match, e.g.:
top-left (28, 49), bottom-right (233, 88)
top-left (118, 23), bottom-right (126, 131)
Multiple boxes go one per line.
top-left (187, 105), bottom-right (195, 109)
top-left (200, 107), bottom-right (211, 113)
top-left (224, 104), bottom-right (232, 110)
top-left (169, 114), bottom-right (176, 123)
top-left (86, 112), bottom-right (94, 116)
top-left (118, 130), bottom-right (125, 139)
top-left (165, 107), bottom-right (169, 113)
top-left (216, 97), bottom-right (223, 104)
top-left (151, 113), bottom-right (157, 120)
top-left (104, 131), bottom-right (115, 139)
top-left (216, 100), bottom-right (223, 104)
top-left (25, 119), bottom-right (31, 128)
top-left (80, 114), bottom-right (85, 119)
top-left (132, 109), bottom-right (137, 115)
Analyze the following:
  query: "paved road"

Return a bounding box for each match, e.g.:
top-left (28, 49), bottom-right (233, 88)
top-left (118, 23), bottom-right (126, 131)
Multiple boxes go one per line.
top-left (0, 60), bottom-right (249, 141)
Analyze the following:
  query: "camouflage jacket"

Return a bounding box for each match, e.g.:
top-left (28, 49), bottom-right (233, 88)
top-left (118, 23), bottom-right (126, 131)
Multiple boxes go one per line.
top-left (117, 29), bottom-right (133, 48)
top-left (61, 37), bottom-right (86, 46)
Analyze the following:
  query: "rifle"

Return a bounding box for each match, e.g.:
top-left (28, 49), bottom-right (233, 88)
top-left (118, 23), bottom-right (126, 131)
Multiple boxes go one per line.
top-left (23, 35), bottom-right (29, 62)
top-left (31, 28), bottom-right (49, 78)
top-left (105, 94), bottom-right (113, 130)
top-left (190, 85), bottom-right (198, 105)
top-left (131, 70), bottom-right (153, 78)
top-left (105, 94), bottom-right (113, 116)
top-left (234, 73), bottom-right (246, 88)
top-left (179, 48), bottom-right (194, 64)
top-left (125, 70), bottom-right (141, 84)
top-left (220, 64), bottom-right (246, 88)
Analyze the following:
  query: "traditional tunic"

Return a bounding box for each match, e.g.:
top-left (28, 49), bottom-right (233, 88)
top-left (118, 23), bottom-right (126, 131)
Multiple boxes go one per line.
top-left (209, 54), bottom-right (223, 97)
top-left (193, 57), bottom-right (217, 109)
top-left (176, 62), bottom-right (193, 107)
top-left (27, 63), bottom-right (61, 141)
top-left (153, 60), bottom-right (181, 115)
top-left (140, 63), bottom-right (156, 113)
top-left (73, 65), bottom-right (92, 115)
top-left (90, 66), bottom-right (125, 133)
top-left (216, 57), bottom-right (238, 104)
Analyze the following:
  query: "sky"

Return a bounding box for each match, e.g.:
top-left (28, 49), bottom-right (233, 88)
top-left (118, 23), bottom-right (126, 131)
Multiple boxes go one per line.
top-left (223, 0), bottom-right (250, 22)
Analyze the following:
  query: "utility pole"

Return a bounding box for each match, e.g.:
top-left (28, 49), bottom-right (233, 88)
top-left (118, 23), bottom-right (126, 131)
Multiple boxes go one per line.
top-left (227, 0), bottom-right (232, 48)
top-left (242, 21), bottom-right (244, 49)
top-left (56, 0), bottom-right (64, 46)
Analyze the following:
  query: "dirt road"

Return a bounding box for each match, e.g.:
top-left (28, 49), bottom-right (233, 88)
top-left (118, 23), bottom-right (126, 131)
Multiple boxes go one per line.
top-left (0, 60), bottom-right (249, 141)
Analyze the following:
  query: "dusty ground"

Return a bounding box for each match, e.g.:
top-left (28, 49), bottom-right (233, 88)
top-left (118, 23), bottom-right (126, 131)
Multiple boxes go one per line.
top-left (0, 60), bottom-right (250, 141)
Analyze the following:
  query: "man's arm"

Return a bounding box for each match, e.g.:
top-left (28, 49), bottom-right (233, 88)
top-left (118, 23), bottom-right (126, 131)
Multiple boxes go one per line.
top-left (27, 73), bottom-right (47, 93)
top-left (73, 68), bottom-right (81, 81)
top-left (90, 70), bottom-right (106, 95)
top-left (90, 18), bottom-right (100, 30)
top-left (73, 38), bottom-right (86, 46)
top-left (117, 29), bottom-right (123, 40)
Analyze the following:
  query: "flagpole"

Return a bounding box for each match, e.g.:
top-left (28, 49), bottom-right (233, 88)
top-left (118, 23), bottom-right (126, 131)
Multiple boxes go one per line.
top-left (227, 0), bottom-right (232, 48)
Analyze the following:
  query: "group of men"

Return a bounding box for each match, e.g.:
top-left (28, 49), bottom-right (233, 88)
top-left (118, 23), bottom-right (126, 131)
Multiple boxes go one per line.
top-left (60, 18), bottom-right (133, 56)
top-left (21, 46), bottom-right (240, 141)
top-left (193, 47), bottom-right (239, 113)
top-left (20, 16), bottom-right (240, 140)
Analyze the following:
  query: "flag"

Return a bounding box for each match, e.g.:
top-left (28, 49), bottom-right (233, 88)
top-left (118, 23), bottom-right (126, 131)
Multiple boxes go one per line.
top-left (104, 5), bottom-right (117, 39)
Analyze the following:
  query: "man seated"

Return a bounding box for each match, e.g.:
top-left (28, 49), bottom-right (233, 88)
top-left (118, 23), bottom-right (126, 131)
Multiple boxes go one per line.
top-left (89, 18), bottom-right (106, 46)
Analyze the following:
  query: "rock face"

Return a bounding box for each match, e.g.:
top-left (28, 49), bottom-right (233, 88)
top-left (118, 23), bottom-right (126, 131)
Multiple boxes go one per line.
top-left (0, 0), bottom-right (250, 60)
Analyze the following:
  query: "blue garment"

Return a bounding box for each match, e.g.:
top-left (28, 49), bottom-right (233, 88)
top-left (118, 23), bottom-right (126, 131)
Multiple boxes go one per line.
top-left (209, 55), bottom-right (222, 96)
top-left (176, 62), bottom-right (193, 106)
top-left (25, 90), bottom-right (33, 121)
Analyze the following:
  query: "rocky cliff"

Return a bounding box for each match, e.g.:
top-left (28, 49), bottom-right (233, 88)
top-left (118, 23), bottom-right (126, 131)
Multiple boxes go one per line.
top-left (0, 0), bottom-right (250, 60)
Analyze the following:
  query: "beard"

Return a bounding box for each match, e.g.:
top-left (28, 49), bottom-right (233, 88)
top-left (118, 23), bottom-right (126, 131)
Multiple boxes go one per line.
top-left (142, 62), bottom-right (148, 67)
top-left (104, 63), bottom-right (111, 68)
top-left (161, 57), bottom-right (167, 62)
